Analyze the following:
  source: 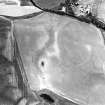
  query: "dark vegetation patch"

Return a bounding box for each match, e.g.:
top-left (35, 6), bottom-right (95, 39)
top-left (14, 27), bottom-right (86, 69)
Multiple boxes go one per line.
top-left (29, 0), bottom-right (105, 30)
top-left (40, 94), bottom-right (55, 103)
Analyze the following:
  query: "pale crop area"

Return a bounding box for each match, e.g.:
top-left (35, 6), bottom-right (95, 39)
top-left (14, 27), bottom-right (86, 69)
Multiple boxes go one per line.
top-left (14, 13), bottom-right (105, 105)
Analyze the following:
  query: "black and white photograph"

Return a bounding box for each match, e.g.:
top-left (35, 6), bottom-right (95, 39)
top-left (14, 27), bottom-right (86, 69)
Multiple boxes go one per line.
top-left (0, 0), bottom-right (105, 105)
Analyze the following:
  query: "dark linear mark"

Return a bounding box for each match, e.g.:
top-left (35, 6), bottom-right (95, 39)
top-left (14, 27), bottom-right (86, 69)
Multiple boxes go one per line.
top-left (0, 11), bottom-right (44, 20)
top-left (13, 31), bottom-right (31, 97)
